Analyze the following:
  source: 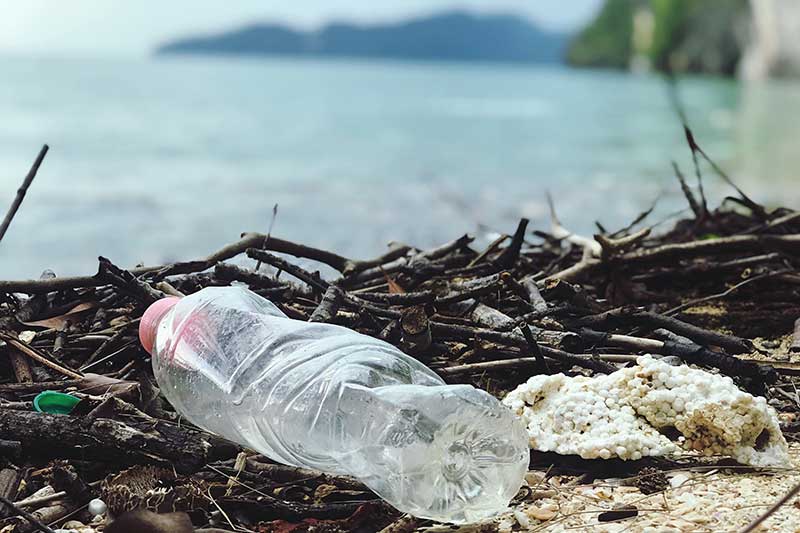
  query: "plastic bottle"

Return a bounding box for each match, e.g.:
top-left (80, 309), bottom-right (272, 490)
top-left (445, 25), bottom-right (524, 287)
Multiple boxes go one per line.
top-left (139, 285), bottom-right (528, 523)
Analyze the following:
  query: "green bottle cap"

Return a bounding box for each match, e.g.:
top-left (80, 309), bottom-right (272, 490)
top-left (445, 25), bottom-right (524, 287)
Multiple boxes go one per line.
top-left (33, 391), bottom-right (81, 415)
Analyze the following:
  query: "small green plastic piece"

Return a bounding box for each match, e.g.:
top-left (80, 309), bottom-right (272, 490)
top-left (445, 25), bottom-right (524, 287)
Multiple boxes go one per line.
top-left (33, 391), bottom-right (81, 415)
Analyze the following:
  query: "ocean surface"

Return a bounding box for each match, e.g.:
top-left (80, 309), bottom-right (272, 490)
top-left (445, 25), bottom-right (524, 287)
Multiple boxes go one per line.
top-left (1, 55), bottom-right (799, 279)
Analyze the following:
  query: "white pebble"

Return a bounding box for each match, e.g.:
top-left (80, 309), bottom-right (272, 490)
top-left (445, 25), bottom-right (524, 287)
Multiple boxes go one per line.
top-left (513, 509), bottom-right (530, 528)
top-left (88, 498), bottom-right (107, 516)
top-left (669, 473), bottom-right (690, 488)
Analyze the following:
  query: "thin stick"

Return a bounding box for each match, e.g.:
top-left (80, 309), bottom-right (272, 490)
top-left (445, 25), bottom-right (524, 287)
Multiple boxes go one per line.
top-left (685, 127), bottom-right (709, 217)
top-left (665, 79), bottom-right (709, 216)
top-left (0, 494), bottom-right (58, 533)
top-left (255, 203), bottom-right (279, 271)
top-left (672, 161), bottom-right (703, 220)
top-left (467, 234), bottom-right (508, 267)
top-left (738, 480), bottom-right (800, 533)
top-left (664, 269), bottom-right (790, 316)
top-left (206, 487), bottom-right (239, 532)
top-left (518, 321), bottom-right (548, 371)
top-left (0, 232), bottom-right (351, 294)
top-left (14, 481), bottom-right (103, 509)
top-left (610, 195), bottom-right (659, 238)
top-left (246, 248), bottom-right (329, 293)
top-left (0, 144), bottom-right (49, 243)
top-left (0, 332), bottom-right (83, 379)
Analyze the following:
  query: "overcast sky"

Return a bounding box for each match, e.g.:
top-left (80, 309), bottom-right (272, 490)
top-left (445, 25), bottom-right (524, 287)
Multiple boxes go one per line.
top-left (0, 1), bottom-right (601, 57)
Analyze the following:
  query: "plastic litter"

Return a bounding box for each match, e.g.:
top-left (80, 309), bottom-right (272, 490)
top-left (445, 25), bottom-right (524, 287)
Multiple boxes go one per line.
top-left (504, 355), bottom-right (791, 467)
top-left (33, 391), bottom-right (81, 415)
top-left (139, 285), bottom-right (529, 523)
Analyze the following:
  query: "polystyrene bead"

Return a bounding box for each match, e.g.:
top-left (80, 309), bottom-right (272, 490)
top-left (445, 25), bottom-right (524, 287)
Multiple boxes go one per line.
top-left (503, 355), bottom-right (789, 467)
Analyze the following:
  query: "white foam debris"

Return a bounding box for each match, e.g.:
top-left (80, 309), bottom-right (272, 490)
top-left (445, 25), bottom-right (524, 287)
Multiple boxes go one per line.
top-left (503, 355), bottom-right (790, 467)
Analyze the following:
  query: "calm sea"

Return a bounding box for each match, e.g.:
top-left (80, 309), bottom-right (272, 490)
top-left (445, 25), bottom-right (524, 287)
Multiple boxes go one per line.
top-left (1, 55), bottom-right (799, 279)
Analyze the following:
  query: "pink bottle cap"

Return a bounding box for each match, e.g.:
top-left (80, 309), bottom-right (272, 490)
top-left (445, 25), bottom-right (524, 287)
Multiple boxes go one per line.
top-left (139, 297), bottom-right (180, 354)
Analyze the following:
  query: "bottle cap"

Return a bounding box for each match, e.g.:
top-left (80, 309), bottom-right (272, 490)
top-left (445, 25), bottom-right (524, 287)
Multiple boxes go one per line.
top-left (139, 297), bottom-right (180, 354)
top-left (33, 391), bottom-right (81, 415)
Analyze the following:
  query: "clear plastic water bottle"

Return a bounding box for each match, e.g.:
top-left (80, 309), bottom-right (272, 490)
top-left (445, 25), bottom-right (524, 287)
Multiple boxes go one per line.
top-left (139, 286), bottom-right (528, 523)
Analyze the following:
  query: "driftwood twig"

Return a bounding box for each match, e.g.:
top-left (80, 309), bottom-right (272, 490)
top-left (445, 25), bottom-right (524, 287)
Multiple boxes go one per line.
top-left (0, 144), bottom-right (49, 244)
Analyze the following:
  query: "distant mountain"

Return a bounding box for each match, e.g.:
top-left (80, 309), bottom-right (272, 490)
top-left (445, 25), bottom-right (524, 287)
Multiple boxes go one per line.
top-left (156, 11), bottom-right (568, 64)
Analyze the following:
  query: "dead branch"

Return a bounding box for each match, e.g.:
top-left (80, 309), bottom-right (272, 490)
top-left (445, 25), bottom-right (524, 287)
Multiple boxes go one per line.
top-left (495, 218), bottom-right (529, 268)
top-left (0, 409), bottom-right (238, 473)
top-left (620, 235), bottom-right (800, 264)
top-left (0, 145), bottom-right (49, 244)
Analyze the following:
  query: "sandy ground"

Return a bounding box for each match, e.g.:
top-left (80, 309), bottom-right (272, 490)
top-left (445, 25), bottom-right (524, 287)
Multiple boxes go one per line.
top-left (421, 445), bottom-right (800, 533)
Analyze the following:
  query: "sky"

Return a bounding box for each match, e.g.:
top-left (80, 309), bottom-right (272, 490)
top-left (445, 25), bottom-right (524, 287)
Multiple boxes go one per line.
top-left (0, 0), bottom-right (602, 57)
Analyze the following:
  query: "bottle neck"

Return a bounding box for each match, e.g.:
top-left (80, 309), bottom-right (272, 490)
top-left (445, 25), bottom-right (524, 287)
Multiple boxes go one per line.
top-left (139, 297), bottom-right (180, 355)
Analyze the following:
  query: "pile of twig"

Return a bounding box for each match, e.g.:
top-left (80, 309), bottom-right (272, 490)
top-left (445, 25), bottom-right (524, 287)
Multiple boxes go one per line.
top-left (1, 142), bottom-right (800, 532)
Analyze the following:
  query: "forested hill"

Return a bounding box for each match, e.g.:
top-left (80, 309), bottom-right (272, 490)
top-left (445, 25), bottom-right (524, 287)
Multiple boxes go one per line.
top-left (156, 11), bottom-right (568, 64)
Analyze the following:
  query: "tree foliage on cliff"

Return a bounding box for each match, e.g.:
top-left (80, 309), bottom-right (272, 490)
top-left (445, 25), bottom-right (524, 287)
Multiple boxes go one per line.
top-left (569, 0), bottom-right (751, 76)
top-left (567, 0), bottom-right (633, 69)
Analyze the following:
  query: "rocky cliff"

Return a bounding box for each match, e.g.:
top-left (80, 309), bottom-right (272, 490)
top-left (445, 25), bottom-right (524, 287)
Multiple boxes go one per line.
top-left (568, 0), bottom-right (800, 78)
top-left (740, 0), bottom-right (800, 79)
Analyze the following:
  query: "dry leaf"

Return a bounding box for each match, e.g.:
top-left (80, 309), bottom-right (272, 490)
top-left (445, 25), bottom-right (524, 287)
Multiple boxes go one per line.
top-left (21, 302), bottom-right (96, 329)
top-left (381, 267), bottom-right (405, 294)
top-left (77, 373), bottom-right (141, 403)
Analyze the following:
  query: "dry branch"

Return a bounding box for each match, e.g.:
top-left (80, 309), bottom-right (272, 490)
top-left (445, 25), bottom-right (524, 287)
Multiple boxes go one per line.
top-left (0, 145), bottom-right (49, 244)
top-left (0, 409), bottom-right (238, 473)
